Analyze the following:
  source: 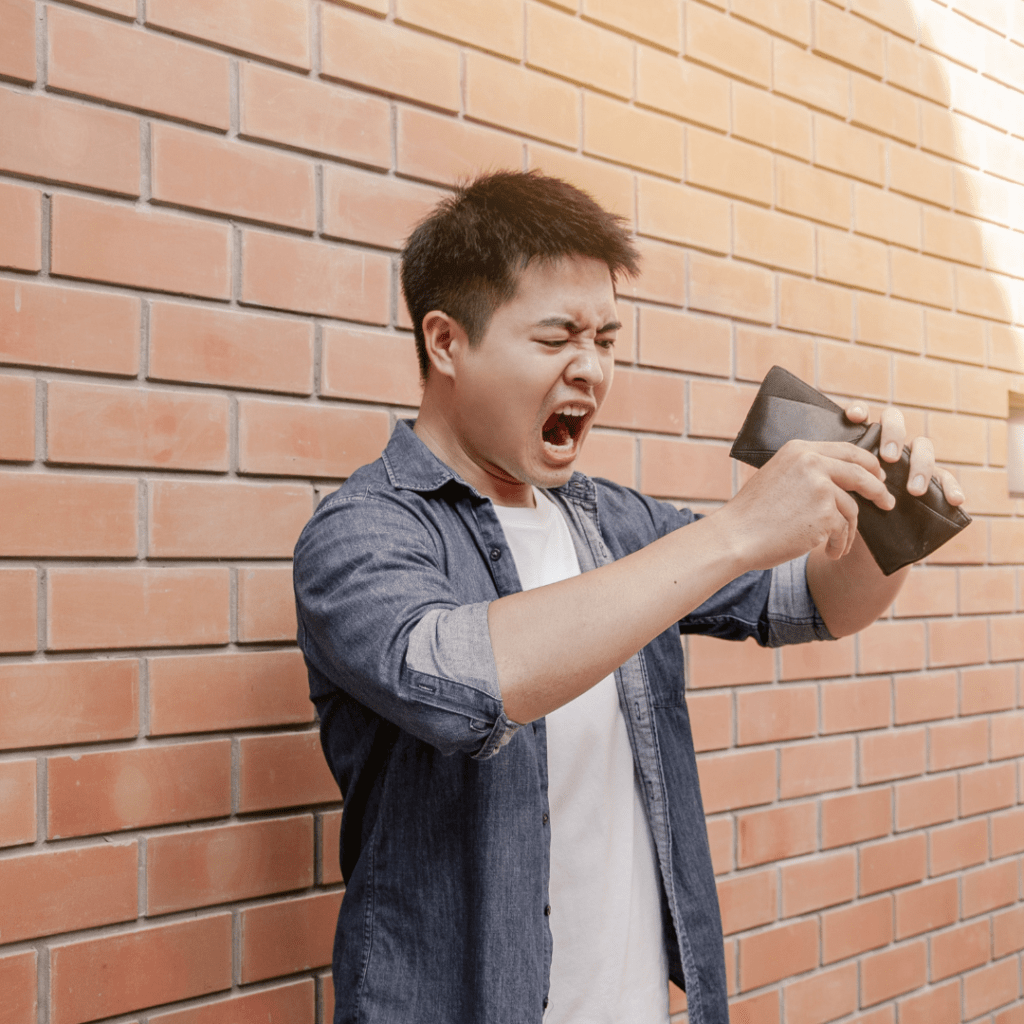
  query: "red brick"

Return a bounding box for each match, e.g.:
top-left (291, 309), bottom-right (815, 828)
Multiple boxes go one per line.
top-left (627, 239), bottom-right (688, 307)
top-left (528, 144), bottom-right (636, 224)
top-left (895, 775), bottom-right (957, 831)
top-left (687, 380), bottom-right (756, 441)
top-left (48, 740), bottom-right (230, 839)
top-left (0, 180), bottom-right (41, 272)
top-left (854, 181), bottom-right (922, 249)
top-left (47, 6), bottom-right (230, 130)
top-left (240, 62), bottom-right (390, 168)
top-left (240, 889), bottom-right (342, 983)
top-left (689, 128), bottom-right (773, 205)
top-left (48, 379), bottom-right (229, 472)
top-left (0, 83), bottom-right (140, 195)
top-left (0, 471), bottom-right (136, 557)
top-left (730, 990), bottom-right (779, 1024)
top-left (688, 691), bottom-right (732, 753)
top-left (0, 0), bottom-right (35, 82)
top-left (717, 868), bottom-right (778, 935)
top-left (733, 204), bottom-right (814, 275)
top-left (929, 617), bottom-right (989, 668)
top-left (930, 819), bottom-right (988, 876)
top-left (931, 919), bottom-right (990, 981)
top-left (0, 758), bottom-right (35, 847)
top-left (960, 568), bottom-right (1017, 615)
top-left (707, 816), bottom-right (734, 875)
top-left (149, 479), bottom-right (312, 559)
top-left (993, 616), bottom-right (1024, 663)
top-left (822, 895), bottom-right (892, 963)
top-left (638, 306), bottom-right (731, 377)
top-left (0, 840), bottom-right (137, 943)
top-left (895, 878), bottom-right (958, 939)
top-left (897, 979), bottom-right (960, 1024)
top-left (738, 803), bottom-right (817, 868)
top-left (993, 808), bottom-right (1024, 859)
top-left (783, 963), bottom-right (858, 1024)
top-left (639, 437), bottom-right (732, 500)
top-left (321, 973), bottom-right (336, 1024)
top-left (733, 83), bottom-right (811, 162)
top-left (686, 2), bottom-right (771, 87)
top-left (993, 713), bottom-right (1024, 762)
top-left (738, 918), bottom-right (818, 991)
top-left (396, 106), bottom-right (522, 186)
top-left (52, 194), bottom-right (231, 299)
top-left (690, 252), bottom-right (774, 324)
top-left (780, 737), bottom-right (854, 799)
top-left (821, 788), bottom-right (892, 849)
top-left (584, 92), bottom-right (684, 179)
top-left (242, 230), bottom-right (388, 323)
top-left (149, 301), bottom-right (313, 395)
top-left (0, 279), bottom-right (140, 376)
top-left (50, 914), bottom-right (232, 1024)
top-left (963, 861), bottom-right (1020, 917)
top-left (238, 730), bottom-right (340, 813)
top-left (782, 851), bottom-right (856, 917)
top-left (697, 749), bottom-right (776, 814)
top-left (0, 373), bottom-right (34, 463)
top-left (861, 940), bottom-right (926, 1006)
top-left (321, 325), bottom-right (421, 408)
top-left (689, 634), bottom-right (774, 688)
top-left (0, 567), bottom-right (35, 654)
top-left (573, 430), bottom-right (635, 488)
top-left (0, 950), bottom-right (37, 1024)
top-left (780, 635), bottom-right (855, 682)
top-left (397, 0), bottom-right (523, 57)
top-left (892, 355), bottom-right (956, 412)
top-left (860, 833), bottom-right (926, 895)
top-left (963, 957), bottom-right (1020, 1018)
top-left (48, 567), bottom-right (230, 650)
top-left (893, 672), bottom-right (957, 725)
top-left (860, 728), bottom-right (926, 786)
top-left (151, 979), bottom-right (316, 1024)
top-left (736, 686), bottom-right (817, 746)
top-left (961, 762), bottom-right (1016, 817)
top-left (891, 570), bottom-right (956, 621)
top-left (149, 650), bottom-right (312, 736)
top-left (147, 0), bottom-right (309, 68)
top-left (0, 659), bottom-right (138, 750)
top-left (637, 45), bottom-right (730, 132)
top-left (776, 157), bottom-right (851, 229)
top-left (595, 368), bottom-right (683, 434)
top-left (148, 815), bottom-right (313, 915)
top-left (857, 620), bottom-right (925, 674)
top-left (320, 808), bottom-right (344, 885)
top-left (238, 566), bottom-right (297, 644)
top-left (780, 280), bottom-right (854, 342)
top-left (928, 717), bottom-right (988, 771)
top-left (994, 905), bottom-right (1024, 958)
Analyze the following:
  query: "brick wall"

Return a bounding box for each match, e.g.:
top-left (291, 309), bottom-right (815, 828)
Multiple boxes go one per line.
top-left (0, 0), bottom-right (1022, 1022)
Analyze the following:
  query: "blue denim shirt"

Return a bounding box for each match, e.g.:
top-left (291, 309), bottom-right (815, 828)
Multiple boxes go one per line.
top-left (293, 421), bottom-right (832, 1024)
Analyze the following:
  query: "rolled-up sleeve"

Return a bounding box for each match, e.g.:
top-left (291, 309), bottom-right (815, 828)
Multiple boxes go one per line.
top-left (766, 553), bottom-right (836, 645)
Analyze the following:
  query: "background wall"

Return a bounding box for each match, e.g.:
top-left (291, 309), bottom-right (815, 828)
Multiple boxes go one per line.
top-left (0, 0), bottom-right (1023, 1022)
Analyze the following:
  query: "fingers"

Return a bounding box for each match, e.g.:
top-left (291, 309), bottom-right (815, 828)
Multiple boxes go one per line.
top-left (826, 454), bottom-right (896, 511)
top-left (907, 435), bottom-right (936, 496)
top-left (937, 467), bottom-right (966, 505)
top-left (878, 406), bottom-right (906, 464)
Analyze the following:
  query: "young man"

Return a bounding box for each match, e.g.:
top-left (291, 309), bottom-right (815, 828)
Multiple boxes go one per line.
top-left (293, 172), bottom-right (965, 1024)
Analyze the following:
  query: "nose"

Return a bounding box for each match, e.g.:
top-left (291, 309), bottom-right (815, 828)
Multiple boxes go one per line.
top-left (566, 344), bottom-right (605, 388)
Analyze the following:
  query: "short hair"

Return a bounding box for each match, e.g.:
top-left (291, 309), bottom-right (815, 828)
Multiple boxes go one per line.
top-left (401, 170), bottom-right (641, 379)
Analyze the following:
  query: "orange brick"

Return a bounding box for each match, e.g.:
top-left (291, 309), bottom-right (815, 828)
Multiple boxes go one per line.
top-left (993, 713), bottom-right (1024, 762)
top-left (146, 0), bottom-right (309, 68)
top-left (240, 889), bottom-right (342, 984)
top-left (854, 183), bottom-right (921, 249)
top-left (814, 115), bottom-right (886, 186)
top-left (0, 758), bottom-right (36, 847)
top-left (690, 252), bottom-right (774, 324)
top-left (689, 128), bottom-right (773, 205)
top-left (815, 0), bottom-right (885, 75)
top-left (0, 83), bottom-right (140, 195)
top-left (993, 808), bottom-right (1024, 859)
top-left (686, 2), bottom-right (770, 86)
top-left (52, 193), bottom-right (231, 299)
top-left (628, 238), bottom-right (687, 305)
top-left (736, 686), bottom-right (817, 745)
top-left (732, 82), bottom-right (811, 160)
top-left (528, 145), bottom-right (636, 222)
top-left (929, 617), bottom-right (989, 669)
top-left (858, 620), bottom-right (926, 673)
top-left (584, 93), bottom-right (683, 178)
top-left (784, 963), bottom-right (858, 1024)
top-left (782, 851), bottom-right (856, 917)
top-left (637, 177), bottom-right (730, 253)
top-left (149, 479), bottom-right (311, 559)
top-left (687, 692), bottom-right (732, 753)
top-left (738, 919), bottom-right (818, 990)
top-left (851, 74), bottom-right (918, 144)
top-left (0, 0), bottom-right (35, 82)
top-left (717, 868), bottom-right (778, 935)
top-left (639, 436), bottom-right (732, 500)
top-left (0, 659), bottom-right (138, 750)
top-left (735, 326), bottom-right (815, 385)
top-left (240, 62), bottom-right (390, 168)
top-left (50, 914), bottom-right (232, 1024)
top-left (929, 717), bottom-right (988, 771)
top-left (320, 808), bottom-right (344, 885)
top-left (776, 157), bottom-right (852, 228)
top-left (821, 895), bottom-right (893, 963)
top-left (47, 6), bottom-right (230, 130)
top-left (898, 980), bottom-right (960, 1024)
top-left (0, 180), bottom-right (41, 272)
top-left (989, 324), bottom-right (1024, 373)
top-left (957, 365), bottom-right (1010, 418)
top-left (930, 819), bottom-right (988, 875)
top-left (321, 973), bottom-right (336, 1024)
top-left (238, 731), bottom-right (340, 813)
top-left (890, 144), bottom-right (954, 207)
top-left (963, 956), bottom-right (1020, 1018)
top-left (689, 379), bottom-right (757, 440)
top-left (573, 430), bottom-right (635, 487)
top-left (48, 740), bottom-right (231, 838)
top-left (321, 326), bottom-right (421, 408)
top-left (738, 802), bottom-right (817, 868)
top-left (0, 373), bottom-right (34, 462)
top-left (774, 39), bottom-right (849, 117)
top-left (819, 228), bottom-right (888, 292)
top-left (148, 815), bottom-right (313, 915)
top-left (397, 0), bottom-right (523, 56)
top-left (860, 941), bottom-right (926, 1006)
top-left (891, 568), bottom-right (957, 620)
top-left (638, 306), bottom-right (731, 376)
top-left (994, 905), bottom-right (1024, 958)
top-left (954, 166), bottom-right (1023, 228)
top-left (922, 208), bottom-right (983, 267)
top-left (780, 737), bottom-right (855, 799)
top-left (927, 410), bottom-right (987, 464)
top-left (853, 294), bottom-right (923, 355)
top-left (707, 816), bottom-right (734, 876)
top-left (636, 47), bottom-right (730, 131)
top-left (961, 762), bottom-right (1016, 816)
top-left (861, 834), bottom-right (927, 895)
top-left (48, 567), bottom-right (230, 650)
top-left (990, 521), bottom-right (1024, 565)
top-left (957, 265), bottom-right (1013, 322)
top-left (730, 989), bottom-right (779, 1023)
top-left (962, 662), bottom-right (1016, 711)
top-left (821, 677), bottom-right (890, 733)
top-left (0, 840), bottom-right (137, 942)
top-left (696, 749), bottom-right (776, 814)
top-left (689, 634), bottom-right (775, 688)
top-left (734, 204), bottom-right (814, 274)
top-left (893, 671), bottom-right (957, 724)
top-left (779, 637), bottom-right (854, 684)
top-left (0, 950), bottom-right (36, 1024)
top-left (0, 471), bottom-right (136, 557)
top-left (896, 775), bottom-right (957, 831)
top-left (150, 980), bottom-right (316, 1024)
top-left (886, 35), bottom-right (948, 104)
top-left (993, 616), bottom-right (1024, 662)
top-left (149, 650), bottom-right (311, 736)
top-left (892, 355), bottom-right (955, 411)
top-left (860, 728), bottom-right (926, 784)
top-left (595, 367), bottom-right (684, 434)
top-left (396, 105), bottom-right (522, 186)
top-left (780, 280), bottom-right (853, 341)
top-left (238, 566), bottom-right (297, 644)
top-left (578, 0), bottom-right (679, 46)
top-left (48, 380), bottom-right (229, 472)
top-left (895, 878), bottom-right (958, 939)
top-left (242, 230), bottom-right (388, 323)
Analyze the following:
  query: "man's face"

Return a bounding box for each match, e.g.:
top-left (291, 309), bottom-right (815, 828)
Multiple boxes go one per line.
top-left (446, 256), bottom-right (619, 503)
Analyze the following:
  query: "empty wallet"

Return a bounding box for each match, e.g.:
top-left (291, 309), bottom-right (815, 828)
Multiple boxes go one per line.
top-left (730, 365), bottom-right (972, 576)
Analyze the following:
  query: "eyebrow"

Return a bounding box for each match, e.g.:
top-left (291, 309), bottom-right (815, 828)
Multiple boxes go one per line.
top-left (535, 317), bottom-right (622, 333)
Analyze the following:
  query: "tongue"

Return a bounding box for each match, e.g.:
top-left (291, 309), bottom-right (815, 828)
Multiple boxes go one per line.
top-left (542, 413), bottom-right (570, 447)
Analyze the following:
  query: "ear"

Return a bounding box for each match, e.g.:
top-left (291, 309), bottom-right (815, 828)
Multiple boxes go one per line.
top-left (421, 310), bottom-right (468, 381)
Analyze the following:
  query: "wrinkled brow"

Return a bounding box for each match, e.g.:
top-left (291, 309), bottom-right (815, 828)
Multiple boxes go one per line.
top-left (535, 316), bottom-right (622, 334)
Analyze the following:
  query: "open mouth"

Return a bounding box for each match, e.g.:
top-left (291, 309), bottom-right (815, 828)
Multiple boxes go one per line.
top-left (541, 409), bottom-right (588, 454)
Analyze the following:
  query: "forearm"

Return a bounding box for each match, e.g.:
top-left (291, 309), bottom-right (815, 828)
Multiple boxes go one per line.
top-left (489, 512), bottom-right (746, 723)
top-left (806, 534), bottom-right (909, 637)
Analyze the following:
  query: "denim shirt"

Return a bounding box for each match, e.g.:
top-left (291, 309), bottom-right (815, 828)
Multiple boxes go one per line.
top-left (293, 421), bottom-right (832, 1024)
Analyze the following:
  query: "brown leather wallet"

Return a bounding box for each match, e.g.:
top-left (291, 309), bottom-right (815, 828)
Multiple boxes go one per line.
top-left (730, 365), bottom-right (972, 575)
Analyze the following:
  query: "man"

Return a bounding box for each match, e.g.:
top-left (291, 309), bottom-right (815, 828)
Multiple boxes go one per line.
top-left (293, 172), bottom-right (965, 1024)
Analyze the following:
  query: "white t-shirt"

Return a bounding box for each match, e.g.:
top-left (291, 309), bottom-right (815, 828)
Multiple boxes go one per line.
top-left (493, 488), bottom-right (670, 1024)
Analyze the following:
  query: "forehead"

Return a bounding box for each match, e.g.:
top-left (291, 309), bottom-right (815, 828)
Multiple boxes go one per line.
top-left (503, 256), bottom-right (617, 321)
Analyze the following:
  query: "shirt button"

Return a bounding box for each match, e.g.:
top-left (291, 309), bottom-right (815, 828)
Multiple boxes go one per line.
top-left (544, 904), bottom-right (551, 916)
top-left (542, 813), bottom-right (549, 825)
top-left (490, 547), bottom-right (502, 560)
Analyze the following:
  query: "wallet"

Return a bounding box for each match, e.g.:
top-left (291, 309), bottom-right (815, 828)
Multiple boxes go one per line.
top-left (730, 365), bottom-right (972, 576)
